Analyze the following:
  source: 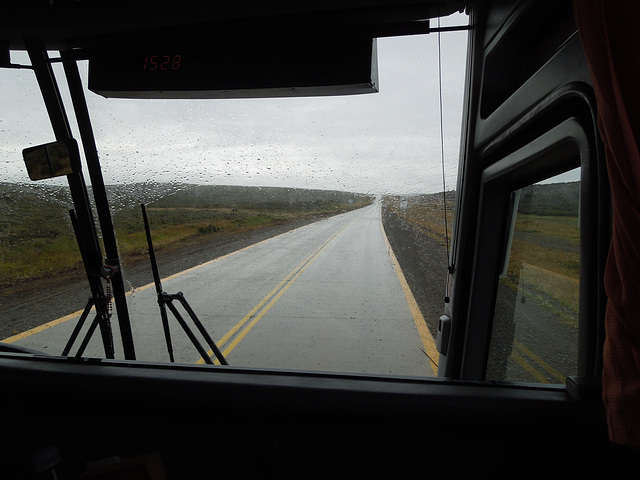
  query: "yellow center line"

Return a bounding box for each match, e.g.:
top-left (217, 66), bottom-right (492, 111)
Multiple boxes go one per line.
top-left (511, 349), bottom-right (549, 384)
top-left (217, 251), bottom-right (315, 359)
top-left (379, 212), bottom-right (439, 376)
top-left (512, 340), bottom-right (565, 384)
top-left (197, 218), bottom-right (355, 364)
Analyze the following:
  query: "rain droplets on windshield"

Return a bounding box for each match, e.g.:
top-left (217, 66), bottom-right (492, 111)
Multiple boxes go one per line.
top-left (0, 16), bottom-right (468, 374)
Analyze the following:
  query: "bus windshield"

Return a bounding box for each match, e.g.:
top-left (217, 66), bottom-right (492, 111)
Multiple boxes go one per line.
top-left (0, 16), bottom-right (468, 377)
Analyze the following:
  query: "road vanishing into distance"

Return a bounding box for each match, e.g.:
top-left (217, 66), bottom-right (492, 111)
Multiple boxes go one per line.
top-left (8, 203), bottom-right (439, 377)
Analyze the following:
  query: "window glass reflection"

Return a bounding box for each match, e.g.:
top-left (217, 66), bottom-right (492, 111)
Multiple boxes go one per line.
top-left (487, 168), bottom-right (580, 383)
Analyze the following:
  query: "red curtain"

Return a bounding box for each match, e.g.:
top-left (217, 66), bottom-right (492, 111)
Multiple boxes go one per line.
top-left (574, 1), bottom-right (640, 449)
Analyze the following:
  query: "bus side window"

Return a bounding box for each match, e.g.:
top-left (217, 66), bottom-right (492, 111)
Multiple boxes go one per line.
top-left (487, 168), bottom-right (581, 383)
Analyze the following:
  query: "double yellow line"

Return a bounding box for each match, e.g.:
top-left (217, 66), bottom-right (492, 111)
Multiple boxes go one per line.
top-left (197, 220), bottom-right (353, 364)
top-left (511, 340), bottom-right (565, 384)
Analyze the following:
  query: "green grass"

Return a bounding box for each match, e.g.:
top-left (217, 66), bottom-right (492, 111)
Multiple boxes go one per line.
top-left (0, 186), bottom-right (81, 284)
top-left (512, 214), bottom-right (580, 247)
top-left (1, 236), bottom-right (82, 282)
top-left (501, 213), bottom-right (580, 324)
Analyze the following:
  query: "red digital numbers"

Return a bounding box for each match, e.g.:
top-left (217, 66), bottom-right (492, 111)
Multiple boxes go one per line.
top-left (143, 55), bottom-right (182, 71)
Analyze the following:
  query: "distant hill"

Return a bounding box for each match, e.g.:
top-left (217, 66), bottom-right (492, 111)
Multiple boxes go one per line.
top-left (384, 181), bottom-right (579, 217)
top-left (0, 182), bottom-right (373, 241)
top-left (400, 190), bottom-right (456, 205)
top-left (1, 181), bottom-right (374, 285)
top-left (0, 182), bottom-right (74, 246)
top-left (517, 181), bottom-right (579, 216)
top-left (151, 184), bottom-right (373, 210)
top-left (1, 181), bottom-right (372, 211)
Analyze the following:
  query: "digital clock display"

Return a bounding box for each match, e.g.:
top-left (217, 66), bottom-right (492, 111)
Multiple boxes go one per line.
top-left (88, 39), bottom-right (378, 99)
top-left (143, 54), bottom-right (182, 71)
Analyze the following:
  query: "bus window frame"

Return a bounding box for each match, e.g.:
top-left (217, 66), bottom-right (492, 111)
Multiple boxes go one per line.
top-left (458, 116), bottom-right (605, 382)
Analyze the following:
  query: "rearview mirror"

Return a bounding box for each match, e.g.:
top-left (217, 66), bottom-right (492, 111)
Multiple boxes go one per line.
top-left (22, 139), bottom-right (80, 180)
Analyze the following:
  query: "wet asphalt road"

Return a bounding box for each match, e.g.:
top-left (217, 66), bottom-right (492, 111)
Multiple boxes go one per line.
top-left (9, 204), bottom-right (437, 377)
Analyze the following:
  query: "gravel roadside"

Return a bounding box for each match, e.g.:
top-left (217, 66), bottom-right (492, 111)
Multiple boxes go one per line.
top-left (380, 208), bottom-right (449, 338)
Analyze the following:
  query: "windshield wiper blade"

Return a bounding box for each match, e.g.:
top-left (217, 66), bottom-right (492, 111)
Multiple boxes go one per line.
top-left (142, 204), bottom-right (228, 366)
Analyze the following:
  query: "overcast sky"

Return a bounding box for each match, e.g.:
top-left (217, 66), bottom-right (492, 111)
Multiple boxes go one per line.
top-left (0, 13), bottom-right (469, 196)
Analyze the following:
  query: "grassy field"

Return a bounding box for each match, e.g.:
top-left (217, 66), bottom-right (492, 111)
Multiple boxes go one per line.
top-left (503, 213), bottom-right (580, 324)
top-left (0, 182), bottom-right (372, 287)
top-left (382, 186), bottom-right (580, 324)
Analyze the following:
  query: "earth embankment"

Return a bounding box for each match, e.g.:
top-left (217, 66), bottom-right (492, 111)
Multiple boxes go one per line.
top-left (380, 207), bottom-right (450, 338)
